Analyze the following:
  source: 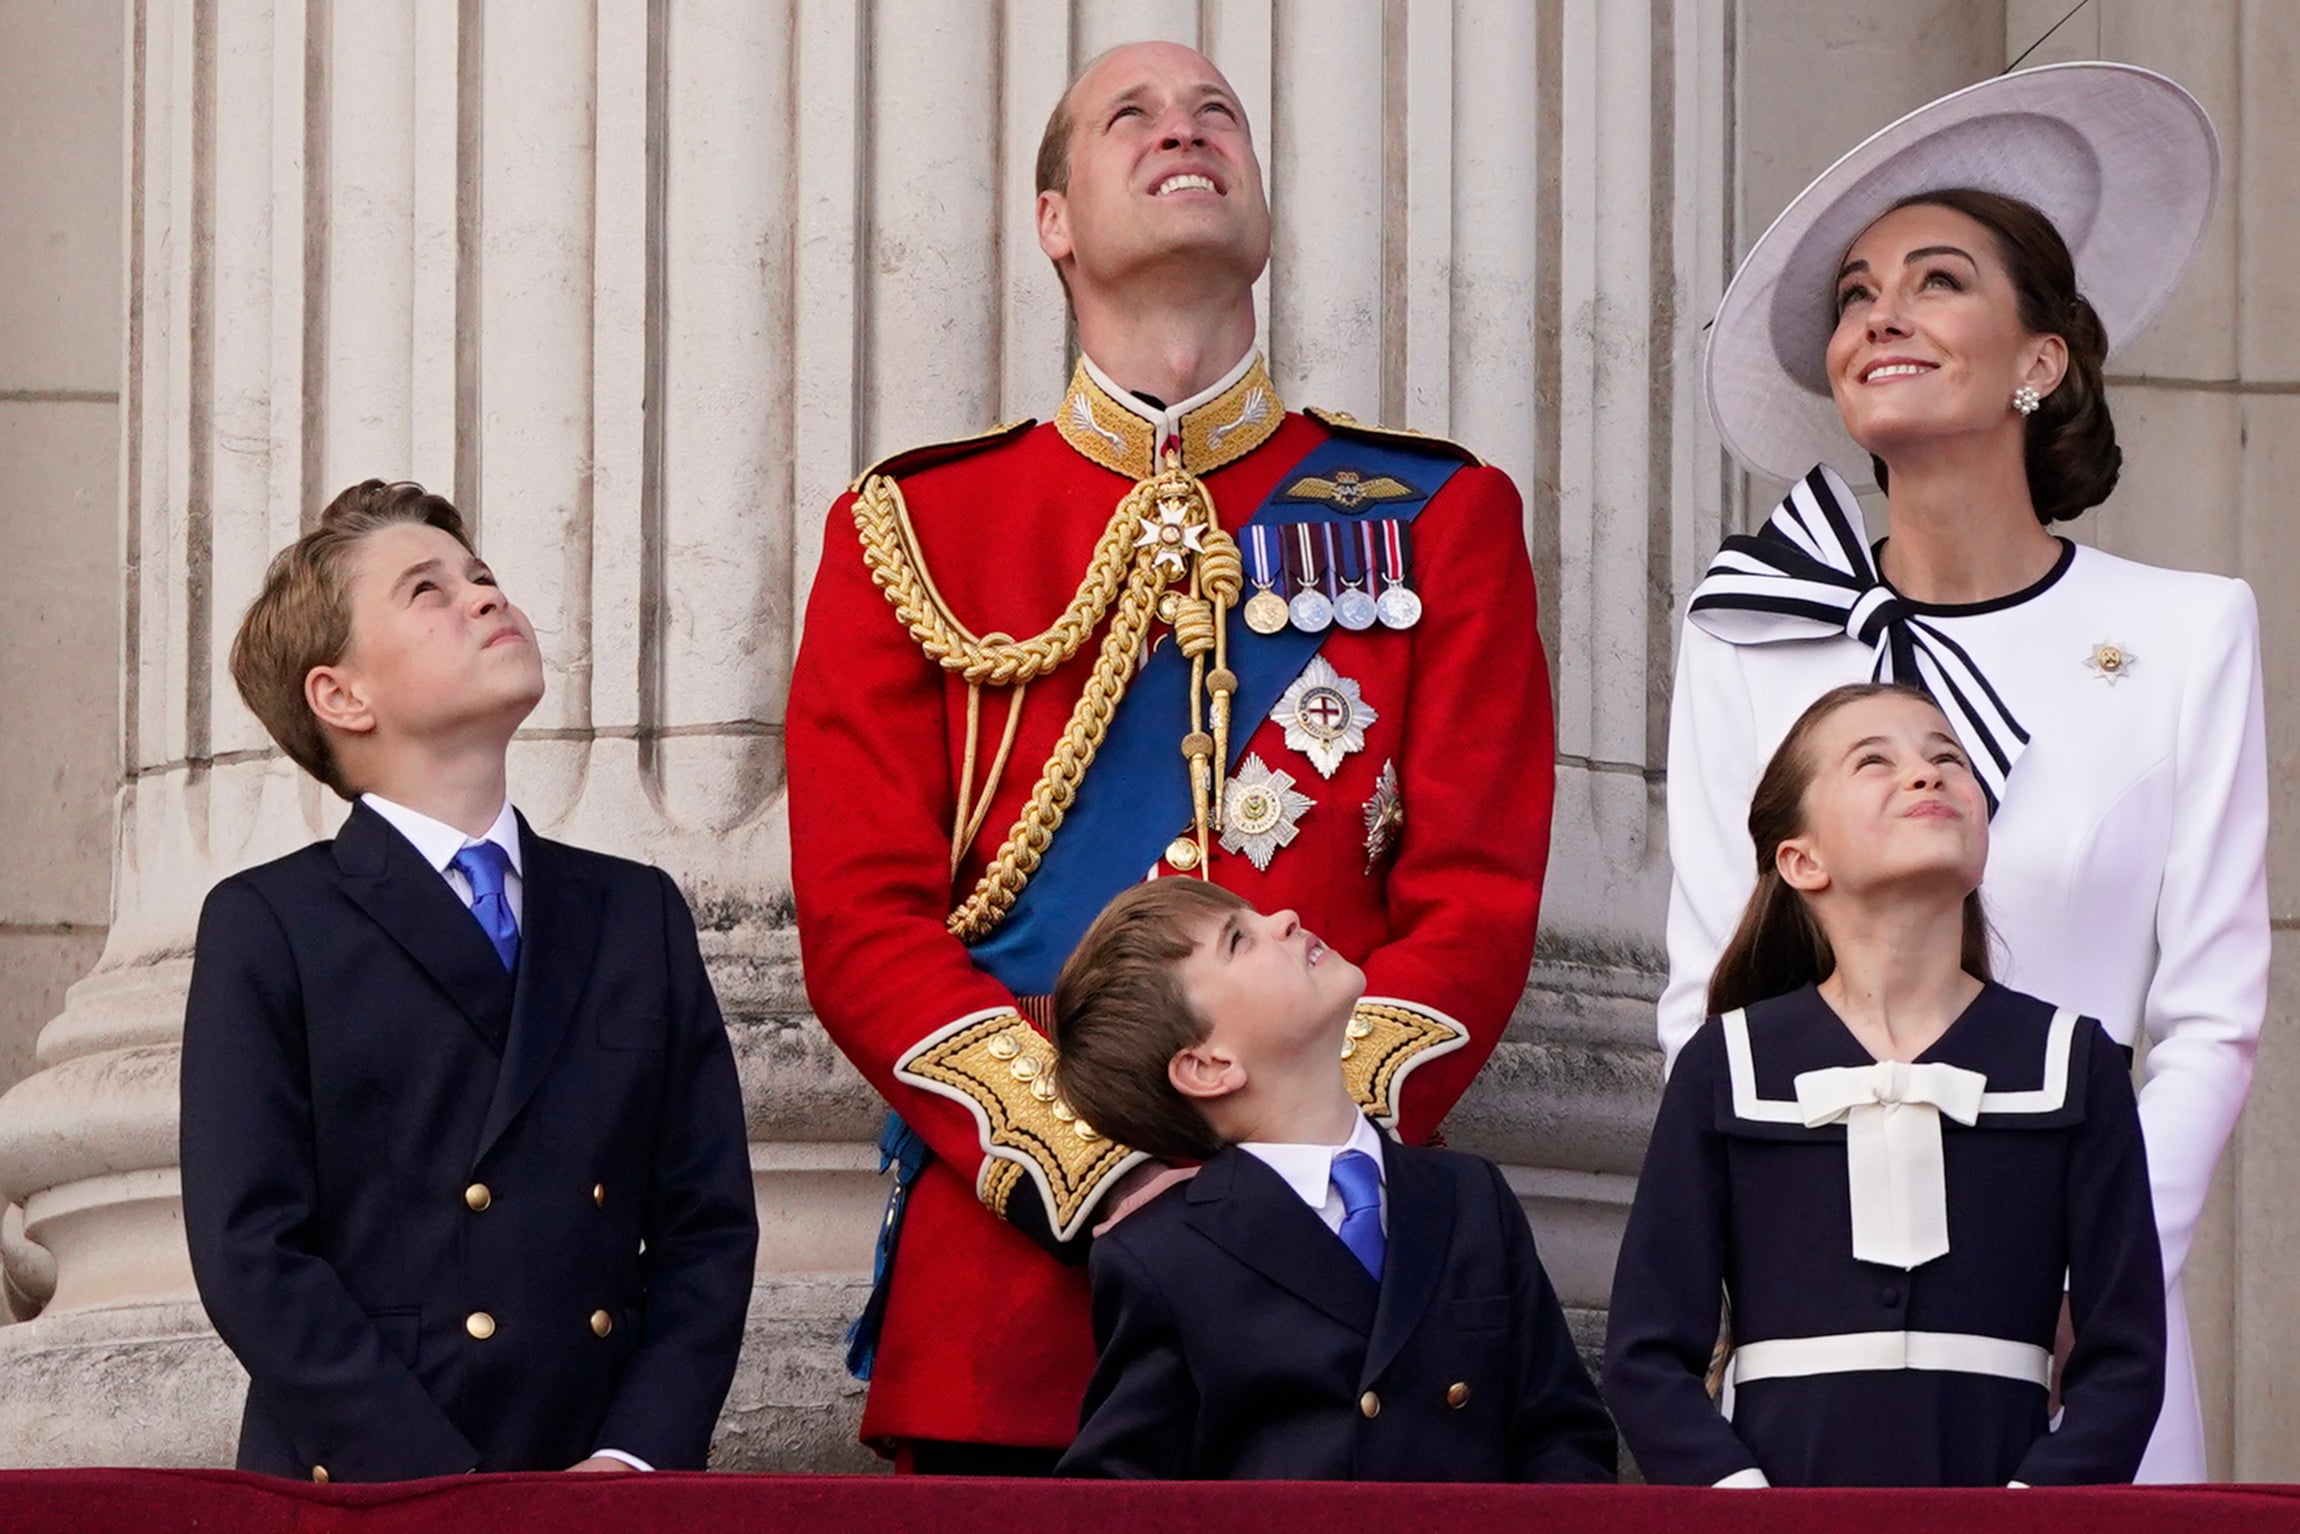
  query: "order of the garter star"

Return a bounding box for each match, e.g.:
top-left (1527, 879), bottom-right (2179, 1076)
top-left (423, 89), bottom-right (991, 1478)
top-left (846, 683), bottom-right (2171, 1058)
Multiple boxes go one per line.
top-left (1274, 656), bottom-right (1378, 778)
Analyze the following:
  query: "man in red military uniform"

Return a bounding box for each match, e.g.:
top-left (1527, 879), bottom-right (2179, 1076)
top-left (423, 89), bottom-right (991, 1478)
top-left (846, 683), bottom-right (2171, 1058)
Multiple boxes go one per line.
top-left (786, 39), bottom-right (1556, 1473)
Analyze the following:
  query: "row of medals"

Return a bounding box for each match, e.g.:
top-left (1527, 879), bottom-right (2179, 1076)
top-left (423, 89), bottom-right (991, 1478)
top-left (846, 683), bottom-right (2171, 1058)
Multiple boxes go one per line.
top-left (1240, 540), bottom-right (1422, 635)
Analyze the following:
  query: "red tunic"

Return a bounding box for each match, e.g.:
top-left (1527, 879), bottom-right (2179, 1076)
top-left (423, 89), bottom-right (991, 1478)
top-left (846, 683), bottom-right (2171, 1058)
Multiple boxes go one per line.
top-left (786, 380), bottom-right (1557, 1451)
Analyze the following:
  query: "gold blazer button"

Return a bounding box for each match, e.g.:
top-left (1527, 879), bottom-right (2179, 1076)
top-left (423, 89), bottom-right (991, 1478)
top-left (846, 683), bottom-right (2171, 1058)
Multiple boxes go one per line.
top-left (591, 1309), bottom-right (615, 1338)
top-left (1359, 1390), bottom-right (1381, 1419)
top-left (592, 1183), bottom-right (607, 1208)
top-left (464, 1183), bottom-right (492, 1212)
top-left (465, 1311), bottom-right (496, 1340)
top-left (1446, 1382), bottom-right (1472, 1409)
top-left (310, 1465), bottom-right (330, 1484)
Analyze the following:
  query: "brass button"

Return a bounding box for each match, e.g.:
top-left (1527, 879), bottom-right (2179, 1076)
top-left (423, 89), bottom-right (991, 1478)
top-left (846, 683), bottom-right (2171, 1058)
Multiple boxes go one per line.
top-left (590, 1309), bottom-right (614, 1338)
top-left (1011, 1055), bottom-right (1041, 1082)
top-left (592, 1183), bottom-right (606, 1208)
top-left (986, 1033), bottom-right (1021, 1061)
top-left (1446, 1381), bottom-right (1472, 1409)
top-left (465, 1311), bottom-right (496, 1340)
top-left (464, 1183), bottom-right (492, 1212)
top-left (311, 1465), bottom-right (330, 1484)
top-left (1359, 1390), bottom-right (1381, 1419)
top-left (1164, 836), bottom-right (1202, 872)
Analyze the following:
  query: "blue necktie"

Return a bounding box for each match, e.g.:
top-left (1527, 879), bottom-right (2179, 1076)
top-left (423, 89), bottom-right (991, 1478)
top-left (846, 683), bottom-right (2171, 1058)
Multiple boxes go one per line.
top-left (1330, 1148), bottom-right (1385, 1281)
top-left (451, 842), bottom-right (520, 973)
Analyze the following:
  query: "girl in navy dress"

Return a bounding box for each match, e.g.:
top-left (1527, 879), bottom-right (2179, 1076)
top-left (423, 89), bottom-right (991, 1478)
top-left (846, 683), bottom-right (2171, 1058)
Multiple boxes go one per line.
top-left (1606, 681), bottom-right (2163, 1487)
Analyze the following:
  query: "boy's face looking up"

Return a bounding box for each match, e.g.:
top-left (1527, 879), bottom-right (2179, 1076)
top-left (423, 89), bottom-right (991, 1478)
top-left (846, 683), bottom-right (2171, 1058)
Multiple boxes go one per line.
top-left (306, 521), bottom-right (544, 752)
top-left (1171, 905), bottom-right (1364, 1106)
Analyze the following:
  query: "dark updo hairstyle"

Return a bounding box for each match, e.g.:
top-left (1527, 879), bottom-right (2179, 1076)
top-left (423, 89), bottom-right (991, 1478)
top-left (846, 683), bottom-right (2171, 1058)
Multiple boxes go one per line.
top-left (1863, 188), bottom-right (2120, 525)
top-left (1706, 681), bottom-right (1994, 1017)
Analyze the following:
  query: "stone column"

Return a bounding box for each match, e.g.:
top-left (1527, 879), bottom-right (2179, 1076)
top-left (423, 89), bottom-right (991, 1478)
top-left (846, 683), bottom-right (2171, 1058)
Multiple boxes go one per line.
top-left (0, 0), bottom-right (1730, 1467)
top-left (0, 0), bottom-right (124, 1321)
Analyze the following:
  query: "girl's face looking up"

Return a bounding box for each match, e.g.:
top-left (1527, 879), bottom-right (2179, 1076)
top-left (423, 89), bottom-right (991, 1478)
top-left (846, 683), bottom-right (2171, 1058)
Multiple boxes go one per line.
top-left (1776, 691), bottom-right (1988, 904)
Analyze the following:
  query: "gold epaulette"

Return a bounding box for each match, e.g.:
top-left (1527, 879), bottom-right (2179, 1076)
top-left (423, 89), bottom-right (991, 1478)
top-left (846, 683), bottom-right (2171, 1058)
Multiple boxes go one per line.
top-left (848, 418), bottom-right (1037, 494)
top-left (1303, 406), bottom-right (1485, 469)
top-left (895, 1009), bottom-right (1145, 1242)
top-left (1343, 997), bottom-right (1473, 1126)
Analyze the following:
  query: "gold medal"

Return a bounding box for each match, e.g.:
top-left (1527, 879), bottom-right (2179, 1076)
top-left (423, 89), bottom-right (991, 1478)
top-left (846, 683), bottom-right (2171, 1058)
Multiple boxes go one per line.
top-left (1242, 525), bottom-right (1289, 634)
top-left (1244, 589), bottom-right (1290, 634)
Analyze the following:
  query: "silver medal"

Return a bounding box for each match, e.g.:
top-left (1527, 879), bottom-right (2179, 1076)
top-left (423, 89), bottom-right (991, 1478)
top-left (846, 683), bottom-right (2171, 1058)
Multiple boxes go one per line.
top-left (1335, 586), bottom-right (1377, 631)
top-left (1376, 583), bottom-right (1422, 630)
top-left (1288, 588), bottom-right (1334, 632)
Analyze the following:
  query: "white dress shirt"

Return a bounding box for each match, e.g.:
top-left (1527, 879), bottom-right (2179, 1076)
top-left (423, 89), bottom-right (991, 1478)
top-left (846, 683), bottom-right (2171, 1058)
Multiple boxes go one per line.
top-left (1240, 1112), bottom-right (1389, 1236)
top-left (360, 794), bottom-right (525, 925)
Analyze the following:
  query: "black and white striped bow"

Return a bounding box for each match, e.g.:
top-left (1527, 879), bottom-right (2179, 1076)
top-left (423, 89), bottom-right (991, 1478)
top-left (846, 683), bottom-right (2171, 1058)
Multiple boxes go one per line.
top-left (1687, 464), bottom-right (2028, 813)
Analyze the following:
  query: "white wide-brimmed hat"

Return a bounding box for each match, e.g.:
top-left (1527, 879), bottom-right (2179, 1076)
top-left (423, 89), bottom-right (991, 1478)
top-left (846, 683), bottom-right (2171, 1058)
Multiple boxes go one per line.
top-left (1705, 61), bottom-right (2219, 485)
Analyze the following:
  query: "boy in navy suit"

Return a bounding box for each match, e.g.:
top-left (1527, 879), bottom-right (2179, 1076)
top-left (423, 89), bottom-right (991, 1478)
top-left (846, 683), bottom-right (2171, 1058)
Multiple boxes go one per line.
top-left (1047, 879), bottom-right (1614, 1481)
top-left (181, 481), bottom-right (758, 1481)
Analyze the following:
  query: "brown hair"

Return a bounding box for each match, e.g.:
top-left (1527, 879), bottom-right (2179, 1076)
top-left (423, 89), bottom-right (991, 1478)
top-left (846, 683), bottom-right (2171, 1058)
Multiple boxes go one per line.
top-left (1033, 56), bottom-right (1091, 198)
top-left (228, 480), bottom-right (474, 800)
top-left (1706, 682), bottom-right (1993, 1016)
top-left (1050, 878), bottom-right (1250, 1163)
top-left (1865, 188), bottom-right (2120, 524)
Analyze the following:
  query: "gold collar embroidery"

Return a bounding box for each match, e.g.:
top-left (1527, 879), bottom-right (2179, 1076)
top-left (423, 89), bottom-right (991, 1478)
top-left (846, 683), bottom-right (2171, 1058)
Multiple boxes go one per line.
top-left (1056, 354), bottom-right (1285, 479)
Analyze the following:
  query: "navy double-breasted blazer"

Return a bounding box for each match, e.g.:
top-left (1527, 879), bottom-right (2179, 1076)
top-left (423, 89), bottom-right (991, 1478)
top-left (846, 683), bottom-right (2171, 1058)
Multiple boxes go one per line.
top-left (180, 801), bottom-right (758, 1481)
top-left (1056, 1131), bottom-right (1615, 1481)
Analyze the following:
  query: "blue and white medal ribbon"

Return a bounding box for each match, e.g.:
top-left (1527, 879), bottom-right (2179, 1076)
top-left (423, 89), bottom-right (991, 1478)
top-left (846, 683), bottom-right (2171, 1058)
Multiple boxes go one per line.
top-left (1686, 464), bottom-right (2028, 813)
top-left (1243, 524), bottom-right (1290, 634)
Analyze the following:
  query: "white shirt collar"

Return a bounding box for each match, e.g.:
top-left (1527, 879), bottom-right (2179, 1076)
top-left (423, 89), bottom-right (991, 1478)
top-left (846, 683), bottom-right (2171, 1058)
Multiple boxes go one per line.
top-left (1240, 1112), bottom-right (1387, 1212)
top-left (361, 792), bottom-right (523, 878)
top-left (1079, 346), bottom-right (1259, 439)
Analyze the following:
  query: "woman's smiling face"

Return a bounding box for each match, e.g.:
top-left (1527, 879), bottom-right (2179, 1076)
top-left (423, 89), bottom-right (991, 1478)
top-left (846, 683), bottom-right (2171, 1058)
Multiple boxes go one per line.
top-left (1824, 200), bottom-right (2064, 465)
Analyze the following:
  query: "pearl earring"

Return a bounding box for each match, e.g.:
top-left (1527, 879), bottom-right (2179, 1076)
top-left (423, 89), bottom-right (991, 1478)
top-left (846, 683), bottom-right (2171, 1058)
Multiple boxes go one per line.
top-left (2012, 385), bottom-right (2041, 416)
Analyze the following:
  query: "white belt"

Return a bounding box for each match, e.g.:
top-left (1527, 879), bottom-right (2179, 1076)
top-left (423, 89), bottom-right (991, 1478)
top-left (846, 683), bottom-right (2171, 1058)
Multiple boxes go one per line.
top-left (1731, 1330), bottom-right (2052, 1389)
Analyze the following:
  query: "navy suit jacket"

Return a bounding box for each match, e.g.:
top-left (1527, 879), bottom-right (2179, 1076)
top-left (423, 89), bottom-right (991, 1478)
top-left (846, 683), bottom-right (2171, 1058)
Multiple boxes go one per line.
top-left (1057, 1132), bottom-right (1615, 1481)
top-left (180, 801), bottom-right (758, 1481)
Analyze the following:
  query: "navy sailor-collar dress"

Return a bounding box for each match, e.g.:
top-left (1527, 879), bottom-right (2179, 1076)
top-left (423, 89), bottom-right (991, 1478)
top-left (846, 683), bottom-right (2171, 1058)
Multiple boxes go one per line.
top-left (1604, 981), bottom-right (2165, 1487)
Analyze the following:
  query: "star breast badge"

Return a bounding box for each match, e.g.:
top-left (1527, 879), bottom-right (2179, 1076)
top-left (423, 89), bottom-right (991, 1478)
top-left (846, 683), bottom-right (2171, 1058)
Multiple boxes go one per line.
top-left (2083, 640), bottom-right (2136, 684)
top-left (1272, 656), bottom-right (1378, 778)
top-left (1221, 754), bottom-right (1315, 872)
top-left (1362, 759), bottom-right (1403, 871)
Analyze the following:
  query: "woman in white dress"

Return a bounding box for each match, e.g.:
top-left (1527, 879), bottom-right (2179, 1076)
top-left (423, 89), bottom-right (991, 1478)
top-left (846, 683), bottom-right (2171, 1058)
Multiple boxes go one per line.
top-left (1660, 63), bottom-right (2264, 1483)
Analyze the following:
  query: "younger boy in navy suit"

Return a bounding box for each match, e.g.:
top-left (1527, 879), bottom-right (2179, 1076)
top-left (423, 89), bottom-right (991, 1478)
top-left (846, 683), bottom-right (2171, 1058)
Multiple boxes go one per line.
top-left (1047, 879), bottom-right (1614, 1481)
top-left (181, 481), bottom-right (758, 1481)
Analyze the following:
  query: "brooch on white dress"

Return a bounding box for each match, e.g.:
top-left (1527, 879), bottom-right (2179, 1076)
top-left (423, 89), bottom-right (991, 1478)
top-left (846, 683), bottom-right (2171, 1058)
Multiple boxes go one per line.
top-left (2083, 640), bottom-right (2136, 684)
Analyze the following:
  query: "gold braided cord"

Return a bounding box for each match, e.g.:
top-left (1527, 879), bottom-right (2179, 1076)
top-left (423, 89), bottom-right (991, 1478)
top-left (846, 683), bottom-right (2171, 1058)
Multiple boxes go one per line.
top-left (855, 456), bottom-right (1242, 943)
top-left (854, 473), bottom-right (1141, 686)
top-left (947, 524), bottom-right (1169, 941)
top-left (951, 680), bottom-right (1028, 878)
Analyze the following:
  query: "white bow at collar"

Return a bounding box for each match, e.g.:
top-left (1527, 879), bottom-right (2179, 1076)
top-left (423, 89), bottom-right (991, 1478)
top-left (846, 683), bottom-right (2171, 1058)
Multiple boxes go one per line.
top-left (1793, 1059), bottom-right (1987, 1271)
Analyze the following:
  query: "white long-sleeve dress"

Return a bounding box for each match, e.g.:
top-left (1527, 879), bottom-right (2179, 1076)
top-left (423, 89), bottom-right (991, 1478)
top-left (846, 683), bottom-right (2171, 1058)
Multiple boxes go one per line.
top-left (1659, 534), bottom-right (2267, 1483)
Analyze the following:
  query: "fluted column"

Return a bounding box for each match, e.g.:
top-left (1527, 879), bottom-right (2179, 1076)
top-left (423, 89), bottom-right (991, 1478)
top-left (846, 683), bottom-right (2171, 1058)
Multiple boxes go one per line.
top-left (0, 0), bottom-right (1731, 1467)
